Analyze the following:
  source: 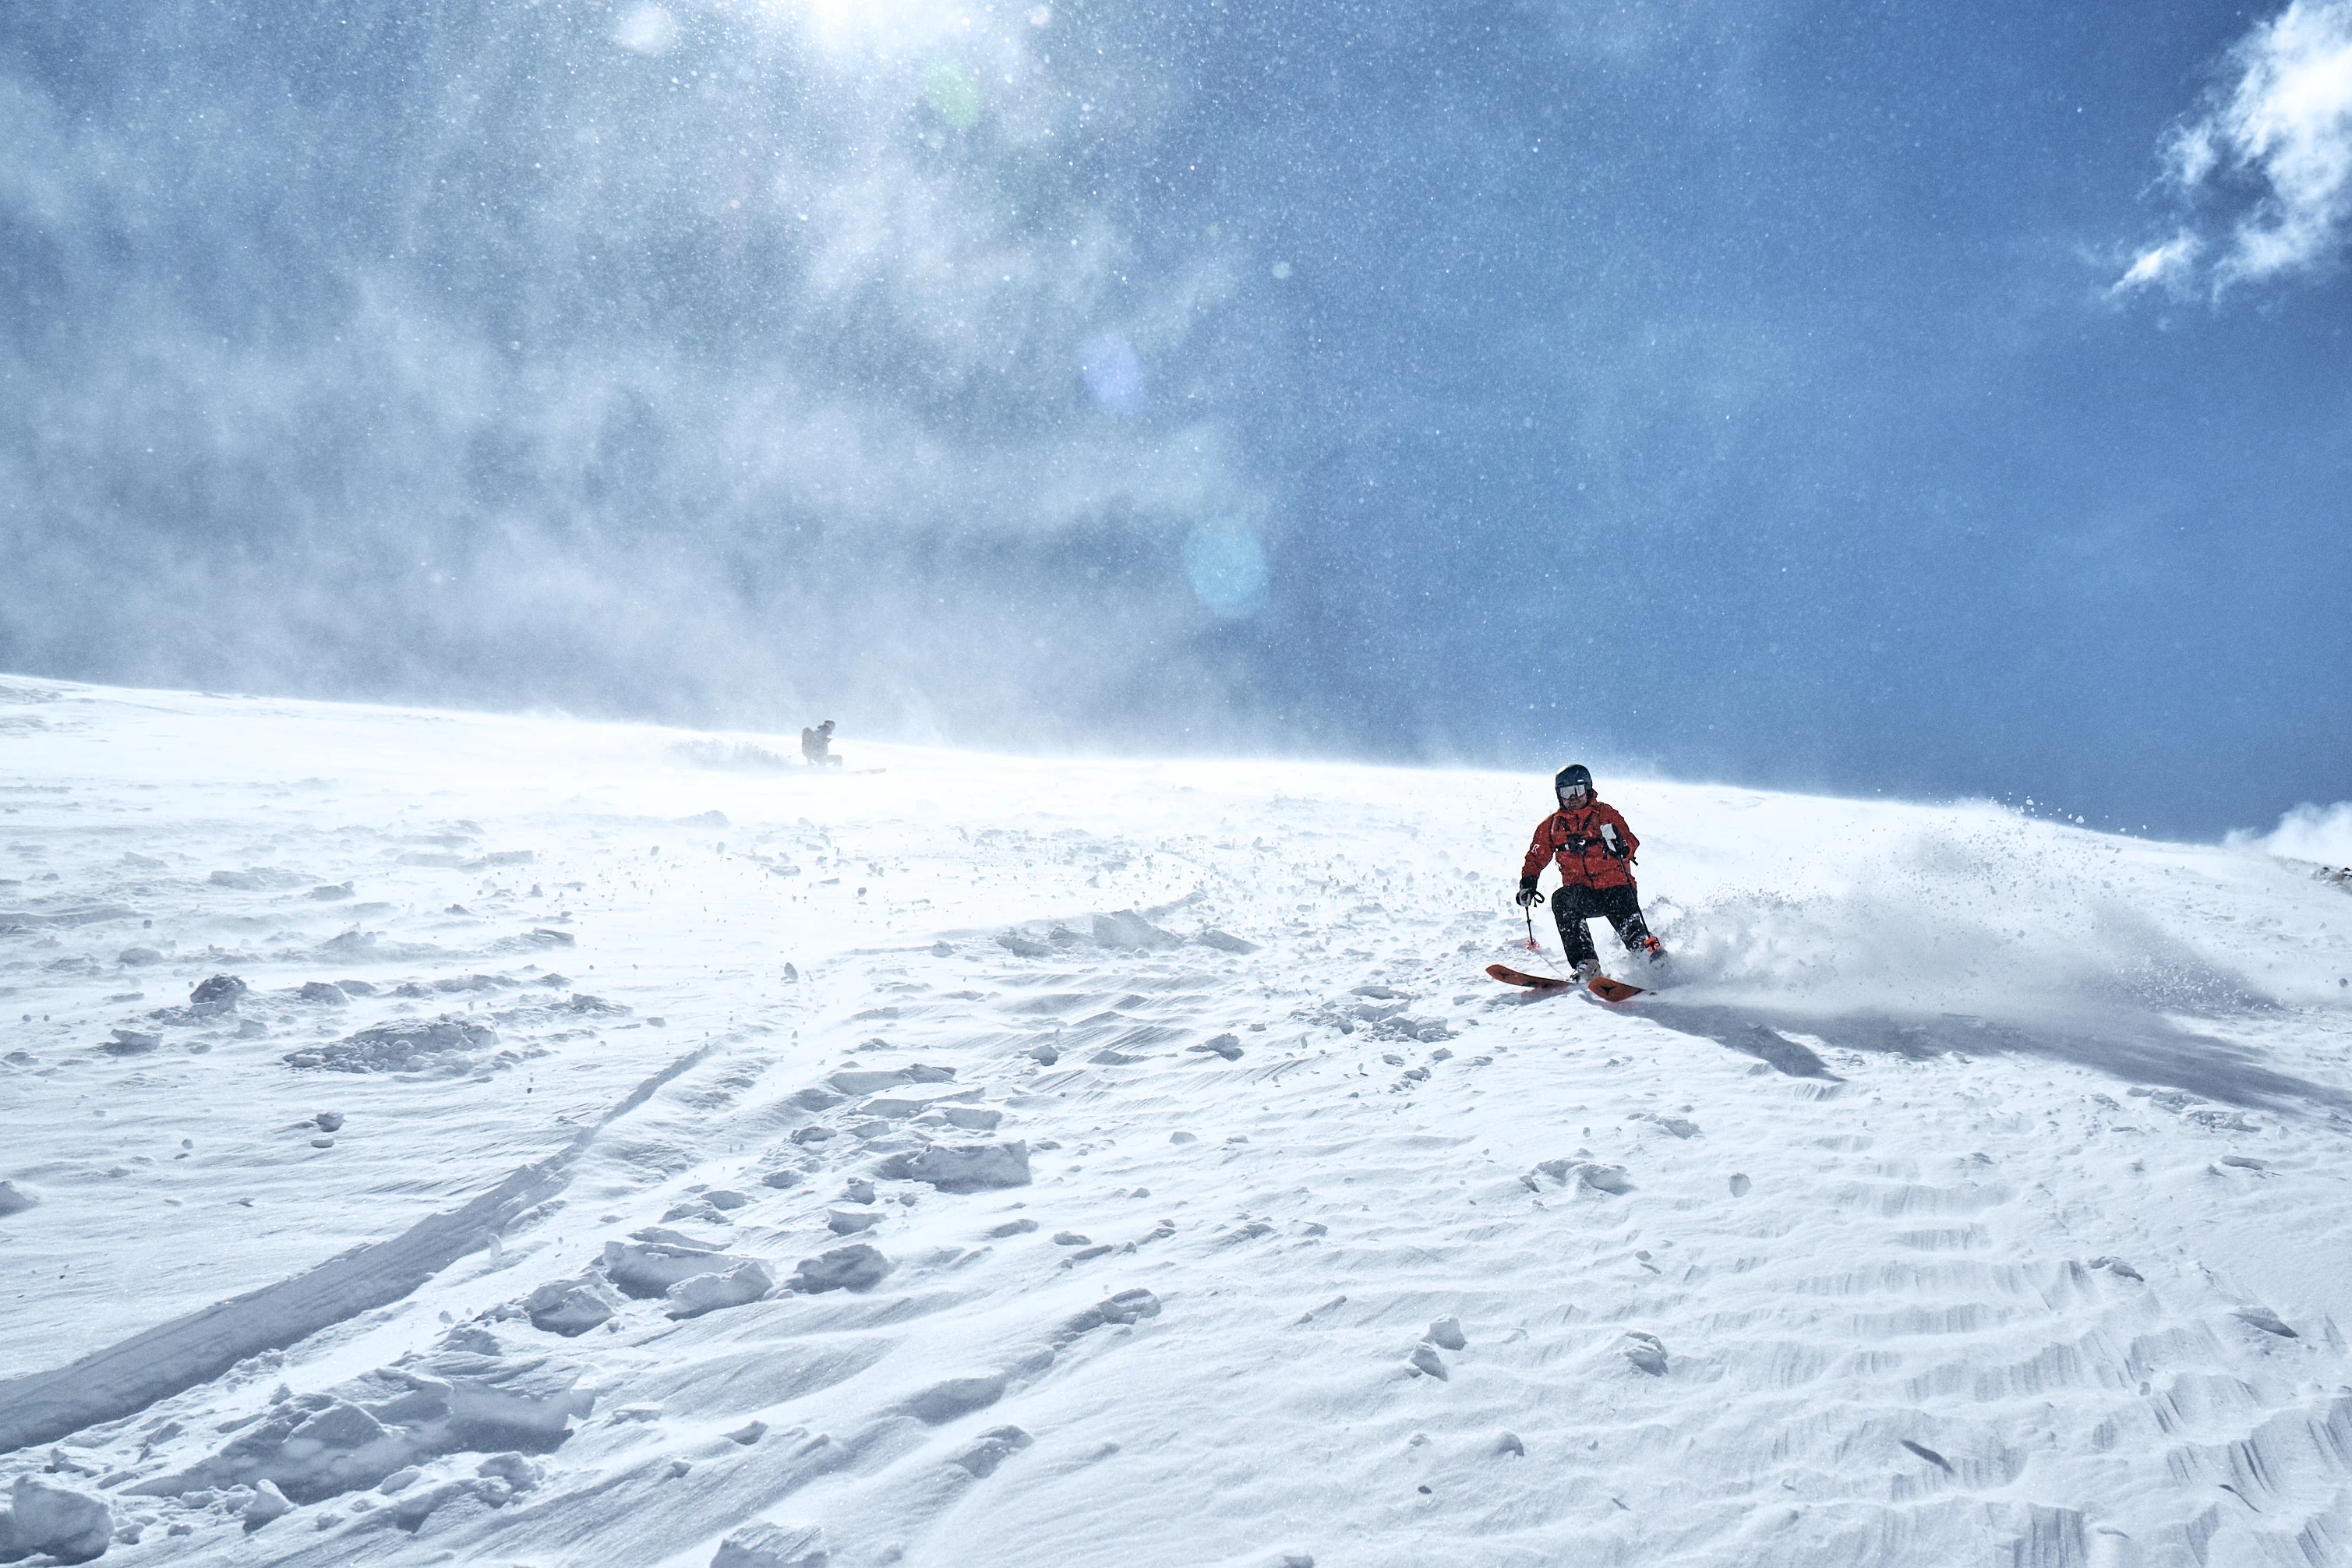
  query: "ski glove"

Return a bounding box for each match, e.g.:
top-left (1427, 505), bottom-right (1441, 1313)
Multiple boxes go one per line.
top-left (1515, 881), bottom-right (1545, 909)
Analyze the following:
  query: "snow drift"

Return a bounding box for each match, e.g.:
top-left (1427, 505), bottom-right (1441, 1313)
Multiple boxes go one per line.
top-left (2, 674), bottom-right (2349, 1566)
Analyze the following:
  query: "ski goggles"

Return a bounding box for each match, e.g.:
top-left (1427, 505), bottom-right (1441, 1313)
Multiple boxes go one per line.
top-left (1557, 783), bottom-right (1590, 800)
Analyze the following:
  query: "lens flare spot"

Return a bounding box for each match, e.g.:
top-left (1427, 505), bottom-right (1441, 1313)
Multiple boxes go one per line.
top-left (1079, 334), bottom-right (1146, 415)
top-left (925, 62), bottom-right (982, 129)
top-left (1183, 520), bottom-right (1270, 619)
top-left (613, 4), bottom-right (680, 55)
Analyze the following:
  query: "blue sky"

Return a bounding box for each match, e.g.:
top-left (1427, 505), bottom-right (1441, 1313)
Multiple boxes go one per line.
top-left (2, 0), bottom-right (2345, 836)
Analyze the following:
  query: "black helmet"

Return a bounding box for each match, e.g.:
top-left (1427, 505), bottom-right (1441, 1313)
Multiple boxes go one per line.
top-left (1556, 764), bottom-right (1593, 803)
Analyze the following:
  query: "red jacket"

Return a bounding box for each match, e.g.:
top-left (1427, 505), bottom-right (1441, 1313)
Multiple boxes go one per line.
top-left (1521, 799), bottom-right (1640, 891)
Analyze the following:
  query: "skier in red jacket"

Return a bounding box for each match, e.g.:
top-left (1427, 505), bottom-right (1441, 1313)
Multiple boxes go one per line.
top-left (1516, 764), bottom-right (1665, 981)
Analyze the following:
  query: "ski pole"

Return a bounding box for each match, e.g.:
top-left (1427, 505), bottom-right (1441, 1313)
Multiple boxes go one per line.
top-left (1524, 902), bottom-right (1538, 952)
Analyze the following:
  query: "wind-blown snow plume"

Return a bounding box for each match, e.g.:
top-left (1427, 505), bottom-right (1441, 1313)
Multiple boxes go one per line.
top-left (2118, 0), bottom-right (2352, 295)
top-left (2234, 800), bottom-right (2352, 864)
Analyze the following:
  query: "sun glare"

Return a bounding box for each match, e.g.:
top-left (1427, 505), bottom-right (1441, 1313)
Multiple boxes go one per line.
top-left (772, 0), bottom-right (979, 55)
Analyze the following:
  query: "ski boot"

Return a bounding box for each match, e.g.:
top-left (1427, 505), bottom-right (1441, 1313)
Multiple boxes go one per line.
top-left (1636, 935), bottom-right (1667, 967)
top-left (1571, 957), bottom-right (1602, 984)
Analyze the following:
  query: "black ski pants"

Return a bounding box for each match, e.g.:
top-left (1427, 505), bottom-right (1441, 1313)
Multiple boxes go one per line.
top-left (1551, 884), bottom-right (1652, 966)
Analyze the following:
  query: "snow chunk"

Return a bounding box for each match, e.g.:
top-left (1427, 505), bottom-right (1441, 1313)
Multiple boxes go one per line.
top-left (1530, 1159), bottom-right (1633, 1195)
top-left (1619, 1332), bottom-right (1669, 1376)
top-left (789, 1244), bottom-right (891, 1293)
top-left (1577, 1164), bottom-right (1634, 1195)
top-left (190, 973), bottom-right (248, 1007)
top-left (126, 1337), bottom-right (594, 1510)
top-left (211, 867), bottom-right (305, 890)
top-left (0, 902), bottom-right (139, 931)
top-left (952, 1425), bottom-right (1033, 1477)
top-left (243, 1478), bottom-right (295, 1529)
top-left (524, 1275), bottom-right (624, 1337)
top-left (476, 1453), bottom-right (542, 1492)
top-left (828, 1065), bottom-right (953, 1096)
top-left (904, 1372), bottom-right (1006, 1423)
top-left (666, 1261), bottom-right (775, 1319)
top-left (873, 1140), bottom-right (1031, 1192)
top-left (1089, 910), bottom-right (1181, 950)
top-left (3, 1474), bottom-right (114, 1563)
top-left (603, 1239), bottom-right (752, 1298)
top-left (1055, 1288), bottom-right (1162, 1344)
top-left (288, 1015), bottom-right (496, 1074)
top-left (2234, 1305), bottom-right (2298, 1339)
top-left (712, 1520), bottom-right (829, 1568)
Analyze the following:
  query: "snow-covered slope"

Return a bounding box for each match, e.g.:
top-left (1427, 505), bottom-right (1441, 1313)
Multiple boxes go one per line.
top-left (3, 674), bottom-right (2350, 1567)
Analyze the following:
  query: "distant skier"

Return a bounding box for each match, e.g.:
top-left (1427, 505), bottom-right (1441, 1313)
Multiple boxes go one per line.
top-left (800, 719), bottom-right (841, 768)
top-left (1516, 764), bottom-right (1665, 981)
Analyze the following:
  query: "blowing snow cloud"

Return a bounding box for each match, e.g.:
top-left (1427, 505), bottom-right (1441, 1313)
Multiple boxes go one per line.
top-left (0, 0), bottom-right (1287, 743)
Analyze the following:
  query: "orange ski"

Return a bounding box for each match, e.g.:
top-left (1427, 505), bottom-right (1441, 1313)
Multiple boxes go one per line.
top-left (1486, 963), bottom-right (1572, 991)
top-left (1487, 963), bottom-right (1650, 1003)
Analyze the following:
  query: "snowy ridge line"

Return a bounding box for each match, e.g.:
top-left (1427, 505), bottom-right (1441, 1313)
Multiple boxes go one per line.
top-left (0, 1039), bottom-right (723, 1456)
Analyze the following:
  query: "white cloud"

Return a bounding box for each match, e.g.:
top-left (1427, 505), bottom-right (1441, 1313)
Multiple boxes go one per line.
top-left (2117, 0), bottom-right (2352, 295)
top-left (2112, 229), bottom-right (2202, 292)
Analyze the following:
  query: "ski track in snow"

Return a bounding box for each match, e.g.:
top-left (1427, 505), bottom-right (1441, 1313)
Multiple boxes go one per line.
top-left (3, 673), bottom-right (2352, 1566)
